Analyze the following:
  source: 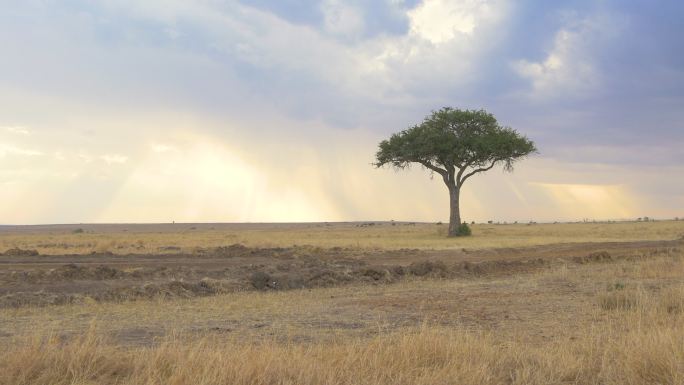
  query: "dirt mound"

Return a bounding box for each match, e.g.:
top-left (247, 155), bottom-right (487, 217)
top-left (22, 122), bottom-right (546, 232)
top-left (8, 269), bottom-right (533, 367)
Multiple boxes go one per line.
top-left (353, 266), bottom-right (406, 283)
top-left (214, 244), bottom-right (252, 257)
top-left (2, 248), bottom-right (39, 256)
top-left (241, 252), bottom-right (368, 291)
top-left (250, 272), bottom-right (274, 290)
top-left (245, 257), bottom-right (548, 293)
top-left (252, 273), bottom-right (304, 290)
top-left (4, 240), bottom-right (671, 308)
top-left (450, 258), bottom-right (550, 277)
top-left (305, 270), bottom-right (353, 287)
top-left (572, 251), bottom-right (612, 264)
top-left (195, 244), bottom-right (353, 261)
top-left (52, 264), bottom-right (124, 280)
top-left (403, 259), bottom-right (549, 279)
top-left (1, 264), bottom-right (127, 283)
top-left (248, 268), bottom-right (355, 291)
top-left (98, 278), bottom-right (239, 302)
top-left (217, 257), bottom-right (553, 293)
top-left (358, 267), bottom-right (391, 281)
top-left (193, 244), bottom-right (298, 259)
top-left (0, 279), bottom-right (241, 307)
top-left (408, 261), bottom-right (449, 277)
top-left (0, 292), bottom-right (84, 308)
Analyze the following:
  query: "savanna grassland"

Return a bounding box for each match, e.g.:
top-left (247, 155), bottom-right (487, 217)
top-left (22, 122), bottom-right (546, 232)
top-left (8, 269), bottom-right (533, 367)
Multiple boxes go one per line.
top-left (1, 220), bottom-right (683, 254)
top-left (1, 221), bottom-right (684, 384)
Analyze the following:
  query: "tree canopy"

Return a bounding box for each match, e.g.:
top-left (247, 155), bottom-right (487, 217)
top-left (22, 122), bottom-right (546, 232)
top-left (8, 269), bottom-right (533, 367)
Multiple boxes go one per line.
top-left (375, 108), bottom-right (537, 186)
top-left (375, 107), bottom-right (537, 237)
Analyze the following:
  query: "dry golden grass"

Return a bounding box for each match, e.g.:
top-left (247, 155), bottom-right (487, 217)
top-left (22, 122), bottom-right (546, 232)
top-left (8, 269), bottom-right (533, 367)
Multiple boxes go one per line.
top-left (2, 299), bottom-right (684, 385)
top-left (2, 249), bottom-right (684, 384)
top-left (2, 220), bottom-right (683, 254)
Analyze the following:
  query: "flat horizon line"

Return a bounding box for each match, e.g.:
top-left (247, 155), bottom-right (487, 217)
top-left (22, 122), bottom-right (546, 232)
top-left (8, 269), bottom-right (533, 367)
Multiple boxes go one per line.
top-left (0, 218), bottom-right (680, 228)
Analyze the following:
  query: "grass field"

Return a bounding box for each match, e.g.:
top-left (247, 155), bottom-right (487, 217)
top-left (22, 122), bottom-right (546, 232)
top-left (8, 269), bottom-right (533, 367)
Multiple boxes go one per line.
top-left (1, 220), bottom-right (683, 255)
top-left (1, 221), bottom-right (684, 384)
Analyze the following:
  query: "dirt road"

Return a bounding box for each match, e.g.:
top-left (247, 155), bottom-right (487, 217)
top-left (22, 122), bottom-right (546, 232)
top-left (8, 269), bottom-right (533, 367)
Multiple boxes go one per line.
top-left (1, 239), bottom-right (680, 308)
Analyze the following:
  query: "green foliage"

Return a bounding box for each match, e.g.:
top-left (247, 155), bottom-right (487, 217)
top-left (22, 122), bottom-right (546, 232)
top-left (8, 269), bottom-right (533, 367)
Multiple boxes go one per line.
top-left (375, 107), bottom-right (536, 238)
top-left (608, 281), bottom-right (627, 291)
top-left (456, 222), bottom-right (472, 236)
top-left (375, 107), bottom-right (537, 180)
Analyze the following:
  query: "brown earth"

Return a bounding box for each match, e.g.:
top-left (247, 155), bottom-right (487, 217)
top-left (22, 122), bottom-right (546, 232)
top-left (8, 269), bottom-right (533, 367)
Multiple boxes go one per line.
top-left (1, 239), bottom-right (680, 308)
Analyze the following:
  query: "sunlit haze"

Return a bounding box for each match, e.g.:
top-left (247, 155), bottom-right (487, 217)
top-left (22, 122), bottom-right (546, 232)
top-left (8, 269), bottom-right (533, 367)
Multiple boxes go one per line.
top-left (1, 1), bottom-right (683, 224)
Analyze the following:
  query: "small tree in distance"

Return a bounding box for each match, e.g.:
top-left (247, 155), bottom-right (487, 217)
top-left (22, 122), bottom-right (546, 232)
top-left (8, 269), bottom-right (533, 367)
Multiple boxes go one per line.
top-left (375, 107), bottom-right (537, 237)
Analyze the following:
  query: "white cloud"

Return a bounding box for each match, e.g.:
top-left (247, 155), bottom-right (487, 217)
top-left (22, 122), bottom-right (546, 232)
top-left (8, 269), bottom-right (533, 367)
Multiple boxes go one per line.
top-left (513, 29), bottom-right (596, 98)
top-left (320, 0), bottom-right (365, 38)
top-left (100, 154), bottom-right (128, 164)
top-left (77, 153), bottom-right (92, 163)
top-left (5, 1), bottom-right (680, 225)
top-left (408, 0), bottom-right (506, 44)
top-left (151, 143), bottom-right (175, 153)
top-left (86, 0), bottom-right (511, 105)
top-left (3, 126), bottom-right (30, 135)
top-left (0, 144), bottom-right (43, 157)
top-left (512, 12), bottom-right (624, 99)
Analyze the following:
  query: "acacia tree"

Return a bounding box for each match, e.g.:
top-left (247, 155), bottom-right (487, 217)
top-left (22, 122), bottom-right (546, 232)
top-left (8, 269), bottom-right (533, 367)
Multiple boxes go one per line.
top-left (375, 108), bottom-right (537, 237)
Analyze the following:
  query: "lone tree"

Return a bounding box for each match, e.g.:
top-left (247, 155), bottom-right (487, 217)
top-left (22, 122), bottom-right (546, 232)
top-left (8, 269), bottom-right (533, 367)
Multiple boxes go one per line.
top-left (375, 107), bottom-right (537, 237)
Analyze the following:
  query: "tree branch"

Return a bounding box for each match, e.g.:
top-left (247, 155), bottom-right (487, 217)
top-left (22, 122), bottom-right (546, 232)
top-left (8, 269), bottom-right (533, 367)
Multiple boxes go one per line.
top-left (455, 161), bottom-right (472, 187)
top-left (418, 160), bottom-right (447, 176)
top-left (458, 160), bottom-right (499, 185)
top-left (445, 164), bottom-right (456, 186)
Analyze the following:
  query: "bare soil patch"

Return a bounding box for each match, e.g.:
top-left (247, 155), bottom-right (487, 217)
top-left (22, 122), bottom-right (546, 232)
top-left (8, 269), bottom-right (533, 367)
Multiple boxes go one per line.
top-left (1, 240), bottom-right (680, 308)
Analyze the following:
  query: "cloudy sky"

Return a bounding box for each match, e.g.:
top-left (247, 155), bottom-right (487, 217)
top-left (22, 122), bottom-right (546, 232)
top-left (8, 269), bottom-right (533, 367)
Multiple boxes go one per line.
top-left (1, 0), bottom-right (683, 224)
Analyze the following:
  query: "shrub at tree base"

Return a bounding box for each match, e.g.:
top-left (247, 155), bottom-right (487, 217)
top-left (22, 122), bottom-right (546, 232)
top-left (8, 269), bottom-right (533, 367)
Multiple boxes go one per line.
top-left (457, 222), bottom-right (472, 236)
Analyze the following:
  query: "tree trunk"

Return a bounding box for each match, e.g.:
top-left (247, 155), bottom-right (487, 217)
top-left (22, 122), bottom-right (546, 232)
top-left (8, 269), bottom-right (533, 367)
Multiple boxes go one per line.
top-left (447, 185), bottom-right (461, 237)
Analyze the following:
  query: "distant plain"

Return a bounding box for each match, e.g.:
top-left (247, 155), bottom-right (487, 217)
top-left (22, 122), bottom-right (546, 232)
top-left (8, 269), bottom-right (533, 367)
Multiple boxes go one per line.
top-left (2, 220), bottom-right (683, 254)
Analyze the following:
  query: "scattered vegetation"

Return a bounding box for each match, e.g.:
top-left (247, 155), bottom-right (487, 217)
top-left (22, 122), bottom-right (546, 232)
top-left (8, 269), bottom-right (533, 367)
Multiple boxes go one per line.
top-left (2, 221), bottom-right (683, 255)
top-left (2, 249), bottom-right (684, 384)
top-left (2, 222), bottom-right (684, 384)
top-left (1, 247), bottom-right (39, 256)
top-left (456, 222), bottom-right (472, 236)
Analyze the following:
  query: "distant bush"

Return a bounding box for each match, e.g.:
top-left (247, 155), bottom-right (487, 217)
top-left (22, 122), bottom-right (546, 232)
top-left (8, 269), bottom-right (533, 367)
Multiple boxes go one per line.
top-left (2, 248), bottom-right (39, 256)
top-left (608, 281), bottom-right (626, 291)
top-left (456, 222), bottom-right (472, 236)
top-left (250, 272), bottom-right (273, 290)
top-left (72, 228), bottom-right (84, 234)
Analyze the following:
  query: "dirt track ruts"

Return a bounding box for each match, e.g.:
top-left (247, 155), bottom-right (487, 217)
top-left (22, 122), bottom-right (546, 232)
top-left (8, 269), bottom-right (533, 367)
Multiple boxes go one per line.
top-left (1, 239), bottom-right (681, 308)
top-left (1, 238), bottom-right (681, 267)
